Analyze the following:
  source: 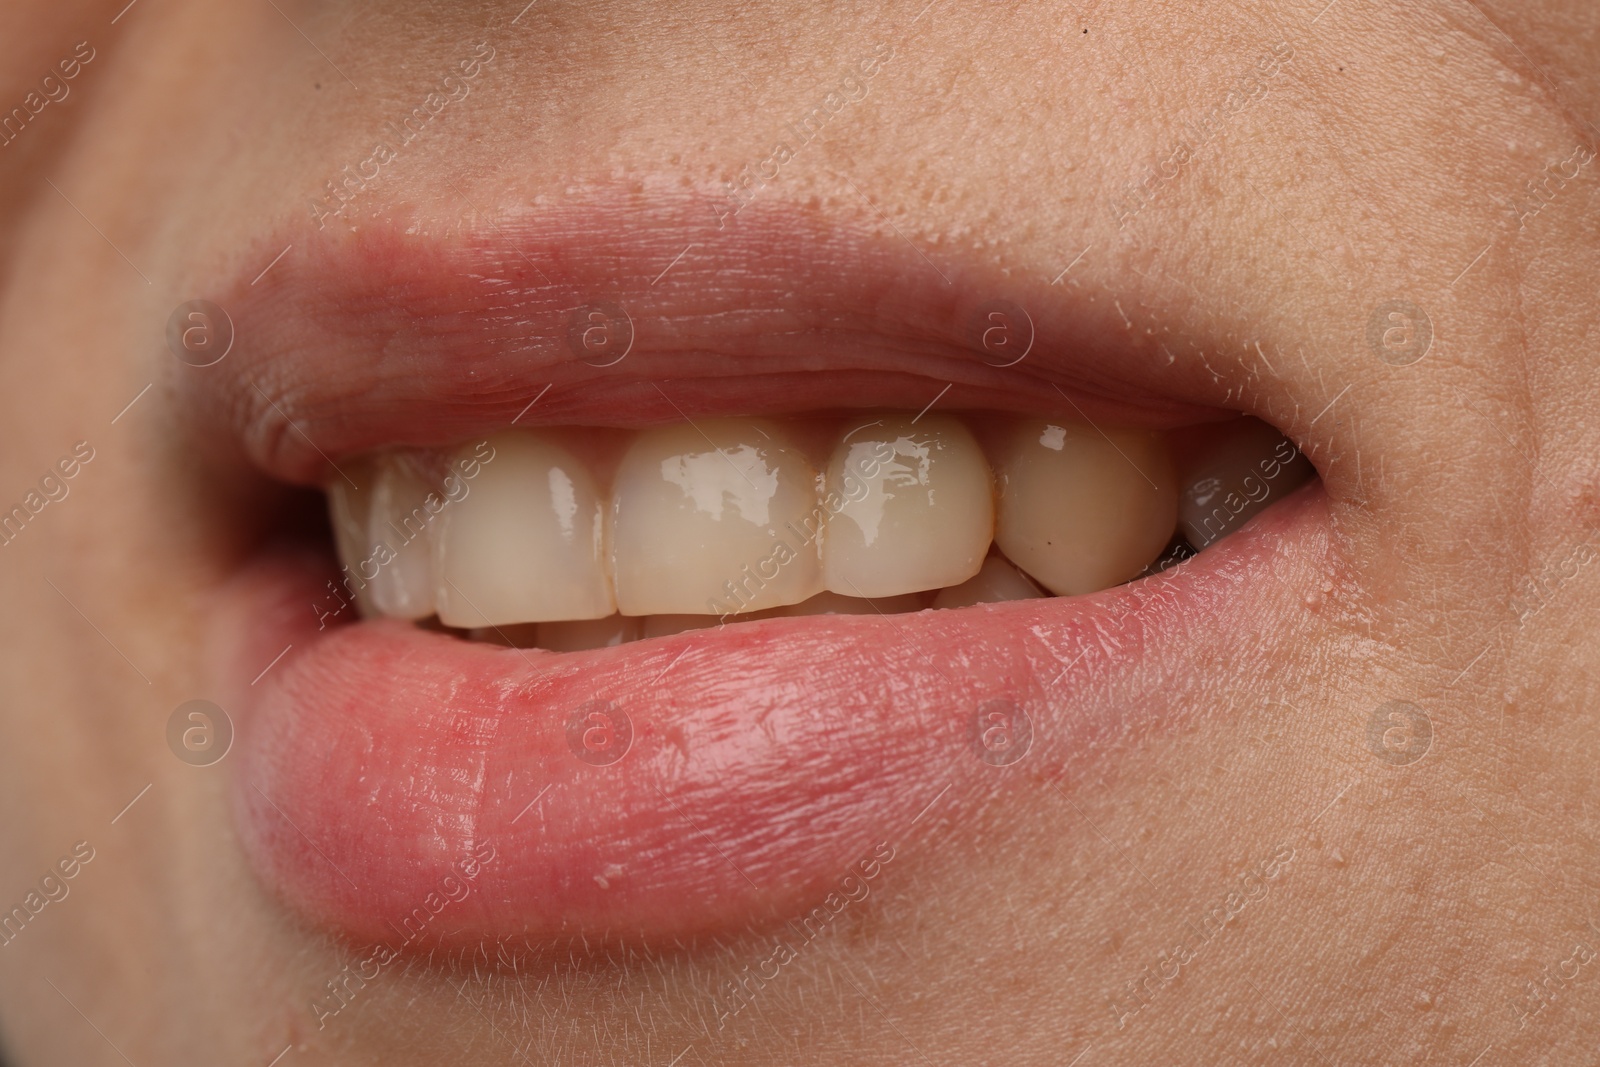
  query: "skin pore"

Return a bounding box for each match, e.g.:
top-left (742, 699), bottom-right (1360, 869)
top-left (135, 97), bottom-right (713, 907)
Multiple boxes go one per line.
top-left (2, 0), bottom-right (1600, 1063)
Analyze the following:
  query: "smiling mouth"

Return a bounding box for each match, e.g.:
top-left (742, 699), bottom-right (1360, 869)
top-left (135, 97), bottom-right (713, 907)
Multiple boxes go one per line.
top-left (189, 194), bottom-right (1329, 952)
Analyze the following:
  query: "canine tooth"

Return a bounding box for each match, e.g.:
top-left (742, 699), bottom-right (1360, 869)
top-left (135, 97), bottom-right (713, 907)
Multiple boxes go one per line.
top-left (1177, 418), bottom-right (1314, 548)
top-left (821, 415), bottom-right (993, 598)
top-left (931, 555), bottom-right (1046, 609)
top-left (327, 458), bottom-right (379, 618)
top-left (994, 421), bottom-right (1177, 595)
top-left (366, 457), bottom-right (439, 619)
top-left (537, 615), bottom-right (641, 651)
top-left (611, 420), bottom-right (823, 616)
top-left (434, 433), bottom-right (614, 627)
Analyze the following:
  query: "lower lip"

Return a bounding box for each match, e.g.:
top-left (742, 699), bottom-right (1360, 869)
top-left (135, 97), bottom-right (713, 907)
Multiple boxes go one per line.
top-left (218, 486), bottom-right (1327, 949)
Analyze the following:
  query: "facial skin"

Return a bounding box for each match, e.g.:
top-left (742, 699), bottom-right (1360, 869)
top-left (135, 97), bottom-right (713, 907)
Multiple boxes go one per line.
top-left (2, 0), bottom-right (1600, 1063)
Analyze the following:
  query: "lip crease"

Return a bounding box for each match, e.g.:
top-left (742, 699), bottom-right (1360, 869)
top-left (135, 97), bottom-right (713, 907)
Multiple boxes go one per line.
top-left (196, 194), bottom-right (1331, 950)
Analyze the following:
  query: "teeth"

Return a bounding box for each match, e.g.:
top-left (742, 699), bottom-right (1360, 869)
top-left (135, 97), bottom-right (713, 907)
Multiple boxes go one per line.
top-left (822, 415), bottom-right (994, 599)
top-left (993, 420), bottom-right (1177, 596)
top-left (366, 456), bottom-right (440, 619)
top-left (326, 458), bottom-right (379, 618)
top-left (331, 409), bottom-right (1306, 636)
top-left (931, 555), bottom-right (1045, 609)
top-left (1176, 418), bottom-right (1314, 548)
top-left (433, 434), bottom-right (615, 628)
top-left (611, 420), bottom-right (823, 616)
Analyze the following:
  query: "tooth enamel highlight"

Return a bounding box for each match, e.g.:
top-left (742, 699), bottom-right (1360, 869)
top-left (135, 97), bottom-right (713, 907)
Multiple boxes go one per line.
top-left (822, 415), bottom-right (994, 599)
top-left (610, 420), bottom-right (823, 616)
top-left (366, 457), bottom-right (439, 619)
top-left (1177, 418), bottom-right (1314, 548)
top-left (931, 555), bottom-right (1046, 609)
top-left (433, 433), bottom-right (614, 627)
top-left (994, 420), bottom-right (1177, 596)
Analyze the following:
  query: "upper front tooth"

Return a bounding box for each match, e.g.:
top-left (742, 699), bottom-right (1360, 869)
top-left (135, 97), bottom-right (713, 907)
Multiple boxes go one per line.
top-left (821, 415), bottom-right (994, 599)
top-left (1176, 418), bottom-right (1314, 548)
top-left (993, 420), bottom-right (1177, 596)
top-left (335, 412), bottom-right (1198, 629)
top-left (433, 433), bottom-right (615, 627)
top-left (610, 419), bottom-right (824, 616)
top-left (366, 455), bottom-right (439, 619)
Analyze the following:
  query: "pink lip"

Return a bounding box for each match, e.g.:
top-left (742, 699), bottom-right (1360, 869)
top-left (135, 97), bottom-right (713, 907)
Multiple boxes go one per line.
top-left (181, 192), bottom-right (1231, 488)
top-left (220, 485), bottom-right (1326, 948)
top-left (193, 195), bottom-right (1330, 949)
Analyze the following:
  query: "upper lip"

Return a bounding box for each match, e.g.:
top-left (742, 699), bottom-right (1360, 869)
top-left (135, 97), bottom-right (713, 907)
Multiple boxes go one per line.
top-left (184, 190), bottom-right (1239, 487)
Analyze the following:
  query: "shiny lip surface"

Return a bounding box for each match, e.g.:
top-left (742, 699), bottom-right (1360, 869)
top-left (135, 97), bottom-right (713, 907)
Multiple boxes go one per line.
top-left (201, 195), bottom-right (1331, 949)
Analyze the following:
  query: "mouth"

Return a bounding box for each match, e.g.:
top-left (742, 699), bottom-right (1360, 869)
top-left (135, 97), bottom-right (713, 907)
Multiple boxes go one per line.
top-left (190, 192), bottom-right (1328, 952)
